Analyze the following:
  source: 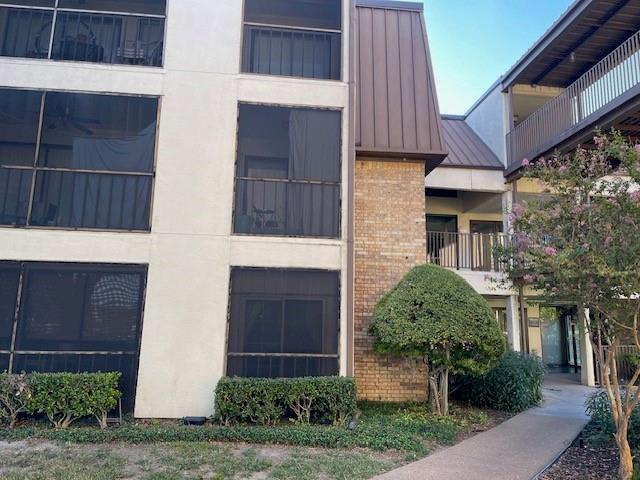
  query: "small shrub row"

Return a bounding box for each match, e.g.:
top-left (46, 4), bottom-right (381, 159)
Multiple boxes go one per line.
top-left (0, 372), bottom-right (121, 429)
top-left (214, 377), bottom-right (357, 427)
top-left (453, 351), bottom-right (546, 413)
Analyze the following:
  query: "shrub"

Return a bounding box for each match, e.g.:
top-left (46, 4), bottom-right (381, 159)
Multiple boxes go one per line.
top-left (28, 372), bottom-right (121, 429)
top-left (369, 264), bottom-right (505, 415)
top-left (453, 351), bottom-right (546, 412)
top-left (214, 377), bottom-right (357, 427)
top-left (586, 390), bottom-right (640, 448)
top-left (0, 373), bottom-right (33, 429)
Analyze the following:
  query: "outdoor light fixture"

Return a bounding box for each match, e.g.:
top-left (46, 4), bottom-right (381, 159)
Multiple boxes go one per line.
top-left (570, 51), bottom-right (576, 63)
top-left (183, 416), bottom-right (207, 426)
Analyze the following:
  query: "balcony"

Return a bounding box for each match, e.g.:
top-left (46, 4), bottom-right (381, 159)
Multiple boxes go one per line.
top-left (426, 231), bottom-right (508, 272)
top-left (507, 29), bottom-right (640, 170)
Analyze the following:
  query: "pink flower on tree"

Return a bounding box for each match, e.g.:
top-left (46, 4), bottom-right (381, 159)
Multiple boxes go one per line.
top-left (522, 158), bottom-right (530, 167)
top-left (523, 274), bottom-right (535, 284)
top-left (544, 246), bottom-right (558, 256)
top-left (634, 144), bottom-right (640, 153)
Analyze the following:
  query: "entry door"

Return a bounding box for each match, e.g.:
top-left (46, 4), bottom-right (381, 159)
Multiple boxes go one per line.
top-left (540, 307), bottom-right (564, 366)
top-left (426, 216), bottom-right (458, 267)
top-left (470, 221), bottom-right (503, 271)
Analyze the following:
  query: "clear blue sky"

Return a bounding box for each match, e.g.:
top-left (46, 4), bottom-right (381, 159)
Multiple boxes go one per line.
top-left (419, 0), bottom-right (573, 115)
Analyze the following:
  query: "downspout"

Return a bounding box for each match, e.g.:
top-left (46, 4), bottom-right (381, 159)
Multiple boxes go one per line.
top-left (346, 0), bottom-right (356, 376)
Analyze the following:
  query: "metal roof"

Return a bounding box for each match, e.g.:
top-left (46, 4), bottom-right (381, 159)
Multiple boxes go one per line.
top-left (502, 0), bottom-right (640, 88)
top-left (440, 116), bottom-right (504, 170)
top-left (354, 0), bottom-right (447, 167)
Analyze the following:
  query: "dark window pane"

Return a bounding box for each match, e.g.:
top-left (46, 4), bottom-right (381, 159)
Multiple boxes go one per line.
top-left (244, 0), bottom-right (341, 30)
top-left (0, 168), bottom-right (32, 226)
top-left (51, 12), bottom-right (164, 66)
top-left (0, 354), bottom-right (8, 372)
top-left (12, 352), bottom-right (139, 412)
top-left (0, 7), bottom-right (53, 59)
top-left (1, 1), bottom-right (55, 6)
top-left (30, 171), bottom-right (151, 230)
top-left (227, 268), bottom-right (339, 378)
top-left (238, 105), bottom-right (340, 183)
top-left (39, 92), bottom-right (158, 172)
top-left (227, 355), bottom-right (338, 378)
top-left (234, 179), bottom-right (339, 237)
top-left (242, 26), bottom-right (341, 80)
top-left (0, 89), bottom-right (42, 167)
top-left (0, 263), bottom-right (19, 350)
top-left (58, 0), bottom-right (166, 15)
top-left (16, 264), bottom-right (146, 352)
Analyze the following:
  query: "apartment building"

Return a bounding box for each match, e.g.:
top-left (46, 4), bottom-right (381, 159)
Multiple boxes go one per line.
top-left (424, 0), bottom-right (640, 388)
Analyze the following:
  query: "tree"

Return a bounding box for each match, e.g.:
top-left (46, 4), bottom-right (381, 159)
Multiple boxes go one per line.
top-left (497, 132), bottom-right (640, 480)
top-left (369, 264), bottom-right (506, 416)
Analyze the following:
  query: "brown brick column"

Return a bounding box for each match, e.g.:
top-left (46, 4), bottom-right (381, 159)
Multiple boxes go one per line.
top-left (354, 157), bottom-right (428, 402)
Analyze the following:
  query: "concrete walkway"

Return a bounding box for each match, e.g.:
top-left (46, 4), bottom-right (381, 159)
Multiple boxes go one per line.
top-left (374, 374), bottom-right (594, 480)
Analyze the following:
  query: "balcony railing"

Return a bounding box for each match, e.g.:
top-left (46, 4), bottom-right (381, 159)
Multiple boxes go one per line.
top-left (508, 29), bottom-right (640, 167)
top-left (427, 231), bottom-right (508, 272)
top-left (242, 24), bottom-right (341, 80)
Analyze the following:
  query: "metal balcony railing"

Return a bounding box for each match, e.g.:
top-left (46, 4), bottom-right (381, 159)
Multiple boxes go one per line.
top-left (508, 29), bottom-right (640, 167)
top-left (426, 231), bottom-right (509, 272)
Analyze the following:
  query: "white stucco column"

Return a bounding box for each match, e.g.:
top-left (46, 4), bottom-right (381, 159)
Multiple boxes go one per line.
top-left (506, 295), bottom-right (522, 352)
top-left (579, 307), bottom-right (596, 386)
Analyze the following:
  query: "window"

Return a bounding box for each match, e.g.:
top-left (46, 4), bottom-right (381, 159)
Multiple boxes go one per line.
top-left (227, 268), bottom-right (339, 378)
top-left (242, 0), bottom-right (342, 80)
top-left (0, 261), bottom-right (147, 412)
top-left (234, 104), bottom-right (341, 238)
top-left (0, 1), bottom-right (166, 66)
top-left (0, 88), bottom-right (158, 231)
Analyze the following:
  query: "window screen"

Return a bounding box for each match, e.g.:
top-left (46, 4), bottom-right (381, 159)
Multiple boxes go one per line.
top-left (0, 262), bottom-right (146, 412)
top-left (0, 263), bottom-right (19, 350)
top-left (234, 104), bottom-right (341, 238)
top-left (0, 1), bottom-right (166, 66)
top-left (227, 268), bottom-right (339, 378)
top-left (0, 88), bottom-right (157, 231)
top-left (242, 0), bottom-right (342, 80)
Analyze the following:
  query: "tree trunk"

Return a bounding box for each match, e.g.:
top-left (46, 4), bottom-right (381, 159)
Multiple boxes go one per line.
top-left (615, 421), bottom-right (633, 480)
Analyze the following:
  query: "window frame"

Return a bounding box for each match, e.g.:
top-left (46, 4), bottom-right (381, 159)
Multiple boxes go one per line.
top-left (225, 267), bottom-right (341, 378)
top-left (239, 0), bottom-right (343, 81)
top-left (232, 101), bottom-right (343, 240)
top-left (0, 87), bottom-right (160, 233)
top-left (0, 260), bottom-right (148, 413)
top-left (0, 1), bottom-right (167, 67)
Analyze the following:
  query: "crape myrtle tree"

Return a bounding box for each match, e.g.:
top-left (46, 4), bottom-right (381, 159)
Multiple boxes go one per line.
top-left (369, 264), bottom-right (506, 416)
top-left (496, 132), bottom-right (640, 480)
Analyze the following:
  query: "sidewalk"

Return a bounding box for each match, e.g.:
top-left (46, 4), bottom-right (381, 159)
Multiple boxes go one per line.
top-left (373, 373), bottom-right (594, 480)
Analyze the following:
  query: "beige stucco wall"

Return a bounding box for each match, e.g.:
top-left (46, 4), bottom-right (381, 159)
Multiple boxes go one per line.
top-left (426, 166), bottom-right (506, 193)
top-left (425, 196), bottom-right (504, 233)
top-left (0, 0), bottom-right (352, 418)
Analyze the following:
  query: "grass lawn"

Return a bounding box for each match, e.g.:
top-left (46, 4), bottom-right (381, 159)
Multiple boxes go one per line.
top-left (0, 403), bottom-right (505, 480)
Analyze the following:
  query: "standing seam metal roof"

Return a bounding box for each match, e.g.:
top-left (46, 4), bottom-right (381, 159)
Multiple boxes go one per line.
top-left (440, 116), bottom-right (504, 170)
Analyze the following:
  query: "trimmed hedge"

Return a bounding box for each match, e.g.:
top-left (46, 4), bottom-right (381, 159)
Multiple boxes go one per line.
top-left (453, 351), bottom-right (546, 413)
top-left (586, 390), bottom-right (640, 448)
top-left (0, 372), bottom-right (121, 429)
top-left (214, 377), bottom-right (357, 427)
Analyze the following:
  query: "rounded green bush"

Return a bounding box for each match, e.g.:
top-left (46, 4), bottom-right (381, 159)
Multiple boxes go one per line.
top-left (369, 264), bottom-right (506, 376)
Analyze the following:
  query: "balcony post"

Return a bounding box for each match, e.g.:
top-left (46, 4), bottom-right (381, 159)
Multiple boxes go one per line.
top-left (505, 295), bottom-right (522, 352)
top-left (579, 307), bottom-right (596, 387)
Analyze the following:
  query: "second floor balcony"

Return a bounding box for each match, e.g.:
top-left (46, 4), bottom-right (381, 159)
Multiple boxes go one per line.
top-left (507, 28), bottom-right (640, 172)
top-left (426, 231), bottom-right (508, 273)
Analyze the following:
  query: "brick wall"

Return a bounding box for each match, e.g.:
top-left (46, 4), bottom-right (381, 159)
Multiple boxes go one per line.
top-left (354, 157), bottom-right (428, 402)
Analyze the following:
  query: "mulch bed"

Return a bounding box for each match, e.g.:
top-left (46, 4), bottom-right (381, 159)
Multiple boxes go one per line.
top-left (539, 429), bottom-right (618, 480)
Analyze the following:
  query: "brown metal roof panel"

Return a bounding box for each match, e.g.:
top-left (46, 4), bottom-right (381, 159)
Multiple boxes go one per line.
top-left (441, 117), bottom-right (504, 169)
top-left (355, 2), bottom-right (446, 160)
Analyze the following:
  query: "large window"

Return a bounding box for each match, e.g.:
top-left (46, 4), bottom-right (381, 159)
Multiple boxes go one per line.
top-left (0, 88), bottom-right (157, 231)
top-left (0, 261), bottom-right (147, 412)
top-left (0, 0), bottom-right (166, 66)
top-left (234, 104), bottom-right (341, 238)
top-left (242, 0), bottom-right (342, 80)
top-left (227, 268), bottom-right (340, 378)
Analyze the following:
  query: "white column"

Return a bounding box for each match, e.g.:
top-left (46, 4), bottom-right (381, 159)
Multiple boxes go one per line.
top-left (506, 295), bottom-right (521, 352)
top-left (579, 307), bottom-right (596, 386)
